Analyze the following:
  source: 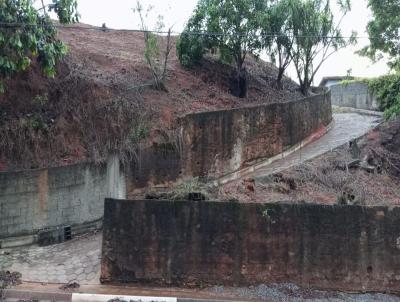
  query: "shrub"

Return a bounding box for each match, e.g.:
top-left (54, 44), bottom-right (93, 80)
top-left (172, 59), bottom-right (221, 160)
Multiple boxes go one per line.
top-left (367, 74), bottom-right (400, 119)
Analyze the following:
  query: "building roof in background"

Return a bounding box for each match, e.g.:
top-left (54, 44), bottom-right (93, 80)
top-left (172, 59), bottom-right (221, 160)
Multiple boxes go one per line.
top-left (319, 76), bottom-right (354, 87)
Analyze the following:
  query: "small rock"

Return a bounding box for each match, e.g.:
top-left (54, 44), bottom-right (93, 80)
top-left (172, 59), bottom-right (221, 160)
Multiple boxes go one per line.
top-left (59, 281), bottom-right (80, 291)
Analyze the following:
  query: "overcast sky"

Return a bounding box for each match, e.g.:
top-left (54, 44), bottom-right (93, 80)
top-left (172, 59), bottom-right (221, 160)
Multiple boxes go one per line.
top-left (70, 0), bottom-right (389, 84)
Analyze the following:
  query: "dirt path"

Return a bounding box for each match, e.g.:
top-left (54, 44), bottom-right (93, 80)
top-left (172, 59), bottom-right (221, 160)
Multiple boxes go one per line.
top-left (243, 112), bottom-right (381, 180)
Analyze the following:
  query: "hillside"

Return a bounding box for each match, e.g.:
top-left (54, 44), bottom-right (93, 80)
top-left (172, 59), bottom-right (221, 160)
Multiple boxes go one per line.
top-left (0, 24), bottom-right (302, 171)
top-left (219, 117), bottom-right (400, 206)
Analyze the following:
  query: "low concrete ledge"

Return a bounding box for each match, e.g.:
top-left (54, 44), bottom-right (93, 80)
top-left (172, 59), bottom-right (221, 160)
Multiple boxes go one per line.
top-left (0, 219), bottom-right (102, 249)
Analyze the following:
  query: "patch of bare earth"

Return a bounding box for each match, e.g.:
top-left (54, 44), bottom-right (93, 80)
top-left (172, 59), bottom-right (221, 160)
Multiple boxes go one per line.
top-left (0, 24), bottom-right (302, 171)
top-left (219, 118), bottom-right (400, 206)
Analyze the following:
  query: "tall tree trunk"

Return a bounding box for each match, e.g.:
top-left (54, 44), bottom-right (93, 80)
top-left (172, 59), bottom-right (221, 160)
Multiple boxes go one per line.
top-left (276, 67), bottom-right (285, 90)
top-left (300, 81), bottom-right (312, 96)
top-left (230, 59), bottom-right (247, 98)
top-left (301, 66), bottom-right (311, 95)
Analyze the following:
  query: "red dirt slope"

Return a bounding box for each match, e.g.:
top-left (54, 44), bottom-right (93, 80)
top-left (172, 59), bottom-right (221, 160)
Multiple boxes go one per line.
top-left (0, 23), bottom-right (301, 171)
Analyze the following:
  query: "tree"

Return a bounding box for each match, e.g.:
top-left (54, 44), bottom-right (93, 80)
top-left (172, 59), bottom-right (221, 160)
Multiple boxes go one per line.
top-left (0, 0), bottom-right (79, 93)
top-left (360, 0), bottom-right (400, 71)
top-left (133, 1), bottom-right (173, 91)
top-left (177, 0), bottom-right (266, 98)
top-left (176, 3), bottom-right (208, 68)
top-left (289, 0), bottom-right (356, 95)
top-left (261, 0), bottom-right (295, 89)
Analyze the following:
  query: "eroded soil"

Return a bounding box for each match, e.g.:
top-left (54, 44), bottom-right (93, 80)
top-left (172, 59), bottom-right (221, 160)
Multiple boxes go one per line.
top-left (219, 117), bottom-right (400, 206)
top-left (0, 24), bottom-right (302, 171)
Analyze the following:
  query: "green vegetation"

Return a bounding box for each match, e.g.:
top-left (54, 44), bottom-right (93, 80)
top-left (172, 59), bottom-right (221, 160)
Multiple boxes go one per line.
top-left (358, 0), bottom-right (400, 119)
top-left (177, 0), bottom-right (356, 96)
top-left (339, 78), bottom-right (365, 86)
top-left (170, 177), bottom-right (211, 200)
top-left (177, 0), bottom-right (265, 98)
top-left (360, 0), bottom-right (400, 71)
top-left (133, 1), bottom-right (173, 91)
top-left (261, 0), bottom-right (294, 89)
top-left (0, 0), bottom-right (79, 92)
top-left (289, 0), bottom-right (356, 95)
top-left (340, 75), bottom-right (400, 119)
top-left (130, 120), bottom-right (149, 144)
top-left (260, 204), bottom-right (279, 224)
top-left (356, 0), bottom-right (400, 119)
top-left (367, 75), bottom-right (400, 120)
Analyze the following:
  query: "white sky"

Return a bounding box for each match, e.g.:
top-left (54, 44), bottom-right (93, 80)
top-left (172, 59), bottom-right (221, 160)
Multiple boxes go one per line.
top-left (70, 0), bottom-right (390, 84)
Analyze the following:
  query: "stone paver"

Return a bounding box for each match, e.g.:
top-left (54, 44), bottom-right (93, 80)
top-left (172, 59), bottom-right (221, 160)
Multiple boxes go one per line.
top-left (245, 112), bottom-right (381, 179)
top-left (0, 233), bottom-right (102, 285)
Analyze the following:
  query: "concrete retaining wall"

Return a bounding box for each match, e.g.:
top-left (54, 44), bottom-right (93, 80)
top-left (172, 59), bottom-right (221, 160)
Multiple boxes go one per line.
top-left (330, 82), bottom-right (380, 111)
top-left (0, 91), bottom-right (332, 246)
top-left (127, 91), bottom-right (332, 195)
top-left (0, 161), bottom-right (125, 247)
top-left (101, 199), bottom-right (400, 293)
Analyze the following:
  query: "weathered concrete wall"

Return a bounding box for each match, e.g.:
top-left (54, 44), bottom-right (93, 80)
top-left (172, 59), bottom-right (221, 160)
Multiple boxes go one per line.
top-left (127, 91), bottom-right (332, 194)
top-left (0, 91), bottom-right (331, 246)
top-left (101, 199), bottom-right (400, 293)
top-left (0, 161), bottom-right (125, 247)
top-left (330, 82), bottom-right (380, 111)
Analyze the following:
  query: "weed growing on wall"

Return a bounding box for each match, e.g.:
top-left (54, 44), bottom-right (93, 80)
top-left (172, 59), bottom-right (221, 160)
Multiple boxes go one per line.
top-left (261, 204), bottom-right (279, 224)
top-left (170, 177), bottom-right (211, 200)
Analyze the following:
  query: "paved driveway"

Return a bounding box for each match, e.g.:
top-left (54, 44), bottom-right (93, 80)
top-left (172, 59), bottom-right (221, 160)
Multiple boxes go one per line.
top-left (245, 113), bottom-right (381, 179)
top-left (0, 233), bottom-right (101, 285)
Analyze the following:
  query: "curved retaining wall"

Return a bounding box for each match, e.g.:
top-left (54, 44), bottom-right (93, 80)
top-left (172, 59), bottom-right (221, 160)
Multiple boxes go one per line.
top-left (101, 199), bottom-right (400, 293)
top-left (0, 91), bottom-right (332, 246)
top-left (127, 90), bottom-right (332, 195)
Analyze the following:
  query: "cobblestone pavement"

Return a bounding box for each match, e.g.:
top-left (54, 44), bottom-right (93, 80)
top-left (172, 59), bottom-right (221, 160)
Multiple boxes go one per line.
top-left (0, 233), bottom-right (102, 285)
top-left (246, 112), bottom-right (381, 179)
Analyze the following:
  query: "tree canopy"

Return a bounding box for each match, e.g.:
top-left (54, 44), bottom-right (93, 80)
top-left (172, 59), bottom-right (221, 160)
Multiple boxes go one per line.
top-left (261, 0), bottom-right (295, 89)
top-left (178, 0), bottom-right (355, 96)
top-left (177, 0), bottom-right (266, 98)
top-left (0, 0), bottom-right (79, 92)
top-left (360, 0), bottom-right (400, 70)
top-left (289, 0), bottom-right (356, 94)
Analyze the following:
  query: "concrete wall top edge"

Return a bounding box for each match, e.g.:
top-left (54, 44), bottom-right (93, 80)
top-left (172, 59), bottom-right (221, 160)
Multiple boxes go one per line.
top-left (104, 198), bottom-right (395, 211)
top-left (181, 90), bottom-right (329, 120)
